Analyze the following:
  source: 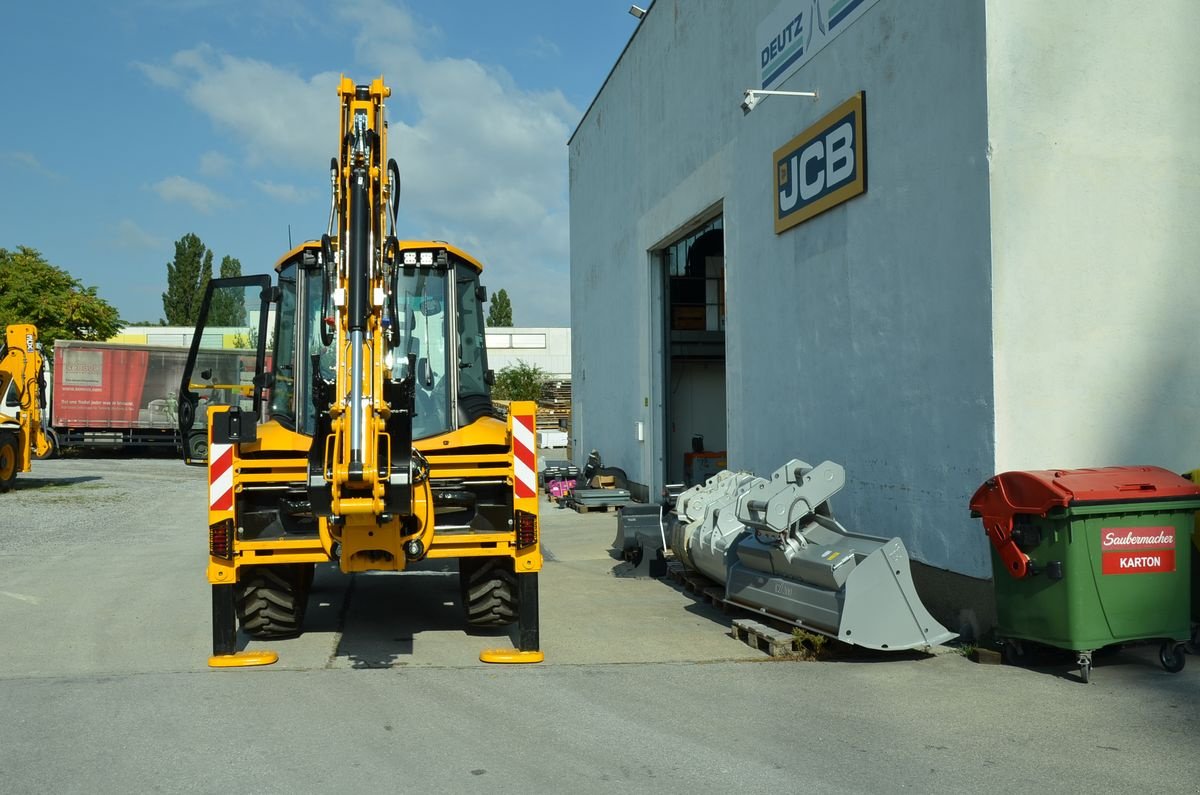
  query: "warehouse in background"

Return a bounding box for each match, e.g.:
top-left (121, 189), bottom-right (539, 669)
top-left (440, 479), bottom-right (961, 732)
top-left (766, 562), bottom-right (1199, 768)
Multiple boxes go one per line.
top-left (567, 0), bottom-right (1200, 633)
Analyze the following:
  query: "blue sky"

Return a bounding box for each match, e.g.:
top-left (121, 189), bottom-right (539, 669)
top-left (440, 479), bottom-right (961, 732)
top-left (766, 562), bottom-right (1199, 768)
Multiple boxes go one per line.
top-left (0, 0), bottom-right (647, 327)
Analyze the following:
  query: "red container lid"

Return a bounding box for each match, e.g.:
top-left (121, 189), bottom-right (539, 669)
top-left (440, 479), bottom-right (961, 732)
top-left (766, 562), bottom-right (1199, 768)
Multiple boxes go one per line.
top-left (969, 466), bottom-right (1200, 579)
top-left (970, 466), bottom-right (1200, 517)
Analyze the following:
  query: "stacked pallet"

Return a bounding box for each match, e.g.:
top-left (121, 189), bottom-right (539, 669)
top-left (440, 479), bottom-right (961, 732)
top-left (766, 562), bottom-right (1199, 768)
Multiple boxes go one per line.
top-left (537, 378), bottom-right (572, 431)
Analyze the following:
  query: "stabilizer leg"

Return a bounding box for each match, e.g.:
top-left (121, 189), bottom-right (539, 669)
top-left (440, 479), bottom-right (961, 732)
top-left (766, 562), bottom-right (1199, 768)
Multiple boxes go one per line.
top-left (208, 584), bottom-right (278, 668)
top-left (480, 572), bottom-right (544, 664)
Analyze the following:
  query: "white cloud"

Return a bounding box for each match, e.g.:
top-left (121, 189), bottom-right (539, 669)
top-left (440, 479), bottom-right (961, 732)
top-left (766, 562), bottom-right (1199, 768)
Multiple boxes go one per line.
top-left (2, 151), bottom-right (64, 180)
top-left (139, 0), bottom-right (579, 325)
top-left (113, 219), bottom-right (164, 250)
top-left (198, 150), bottom-right (232, 177)
top-left (254, 180), bottom-right (314, 203)
top-left (150, 175), bottom-right (229, 213)
top-left (524, 36), bottom-right (562, 59)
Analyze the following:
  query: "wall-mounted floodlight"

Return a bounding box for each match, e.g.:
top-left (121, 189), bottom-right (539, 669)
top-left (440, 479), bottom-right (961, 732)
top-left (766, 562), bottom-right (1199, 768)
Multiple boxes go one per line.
top-left (629, 5), bottom-right (646, 18)
top-left (741, 89), bottom-right (819, 115)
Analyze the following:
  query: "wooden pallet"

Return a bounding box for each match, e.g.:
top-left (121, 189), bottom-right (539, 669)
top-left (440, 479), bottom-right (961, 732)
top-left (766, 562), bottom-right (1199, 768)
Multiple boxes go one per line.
top-left (731, 618), bottom-right (800, 658)
top-left (570, 501), bottom-right (622, 514)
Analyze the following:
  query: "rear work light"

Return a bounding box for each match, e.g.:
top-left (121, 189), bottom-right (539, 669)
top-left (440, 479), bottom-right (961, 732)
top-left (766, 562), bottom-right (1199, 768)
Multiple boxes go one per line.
top-left (515, 510), bottom-right (537, 550)
top-left (209, 519), bottom-right (235, 559)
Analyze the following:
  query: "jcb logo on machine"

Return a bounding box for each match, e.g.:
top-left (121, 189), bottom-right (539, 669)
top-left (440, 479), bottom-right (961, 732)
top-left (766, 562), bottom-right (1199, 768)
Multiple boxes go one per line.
top-left (1100, 526), bottom-right (1175, 575)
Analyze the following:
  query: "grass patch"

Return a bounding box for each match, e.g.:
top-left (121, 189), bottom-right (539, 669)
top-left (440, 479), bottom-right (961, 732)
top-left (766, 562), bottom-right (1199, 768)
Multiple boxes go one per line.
top-left (791, 628), bottom-right (830, 661)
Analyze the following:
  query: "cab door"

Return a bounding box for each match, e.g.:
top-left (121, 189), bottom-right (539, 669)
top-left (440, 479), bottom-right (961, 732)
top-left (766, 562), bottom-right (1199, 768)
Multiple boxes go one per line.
top-left (178, 276), bottom-right (273, 463)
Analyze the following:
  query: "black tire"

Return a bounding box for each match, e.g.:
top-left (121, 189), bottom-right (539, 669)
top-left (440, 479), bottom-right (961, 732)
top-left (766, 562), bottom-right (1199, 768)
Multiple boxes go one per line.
top-left (0, 431), bottom-right (16, 492)
top-left (188, 433), bottom-right (209, 462)
top-left (235, 564), bottom-right (314, 638)
top-left (1159, 641), bottom-right (1186, 674)
top-left (460, 557), bottom-right (518, 627)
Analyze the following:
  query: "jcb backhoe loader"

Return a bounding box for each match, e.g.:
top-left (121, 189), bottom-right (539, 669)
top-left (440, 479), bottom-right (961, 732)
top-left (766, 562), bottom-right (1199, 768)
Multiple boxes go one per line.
top-left (0, 324), bottom-right (51, 491)
top-left (178, 77), bottom-right (542, 667)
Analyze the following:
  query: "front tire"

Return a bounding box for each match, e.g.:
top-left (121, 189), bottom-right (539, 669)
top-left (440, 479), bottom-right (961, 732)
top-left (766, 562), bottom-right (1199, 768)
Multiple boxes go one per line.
top-left (0, 431), bottom-right (18, 492)
top-left (235, 564), bottom-right (314, 638)
top-left (460, 557), bottom-right (518, 627)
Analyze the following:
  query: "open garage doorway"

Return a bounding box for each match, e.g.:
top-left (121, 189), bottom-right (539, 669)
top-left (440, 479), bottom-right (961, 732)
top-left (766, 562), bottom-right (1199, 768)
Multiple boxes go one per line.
top-left (659, 216), bottom-right (726, 488)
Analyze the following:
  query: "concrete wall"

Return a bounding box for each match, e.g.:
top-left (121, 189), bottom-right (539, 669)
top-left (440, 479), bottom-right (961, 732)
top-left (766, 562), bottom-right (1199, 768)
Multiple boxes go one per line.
top-left (986, 1), bottom-right (1200, 474)
top-left (571, 0), bottom-right (995, 577)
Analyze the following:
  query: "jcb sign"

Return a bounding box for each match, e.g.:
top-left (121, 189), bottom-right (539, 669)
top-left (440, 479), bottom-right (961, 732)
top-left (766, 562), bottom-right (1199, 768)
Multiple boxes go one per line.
top-left (774, 92), bottom-right (866, 233)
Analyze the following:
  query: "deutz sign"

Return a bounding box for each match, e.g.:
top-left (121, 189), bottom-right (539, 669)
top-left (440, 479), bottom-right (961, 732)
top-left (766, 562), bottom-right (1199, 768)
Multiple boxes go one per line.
top-left (774, 91), bottom-right (866, 234)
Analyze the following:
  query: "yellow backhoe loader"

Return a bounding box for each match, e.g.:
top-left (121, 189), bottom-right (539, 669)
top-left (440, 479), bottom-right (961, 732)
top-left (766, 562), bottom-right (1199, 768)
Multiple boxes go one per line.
top-left (0, 324), bottom-right (51, 491)
top-left (178, 77), bottom-right (542, 667)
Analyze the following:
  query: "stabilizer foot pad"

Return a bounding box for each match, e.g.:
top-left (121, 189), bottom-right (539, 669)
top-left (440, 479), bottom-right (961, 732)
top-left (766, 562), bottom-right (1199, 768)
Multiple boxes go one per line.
top-left (480, 648), bottom-right (544, 664)
top-left (208, 651), bottom-right (279, 668)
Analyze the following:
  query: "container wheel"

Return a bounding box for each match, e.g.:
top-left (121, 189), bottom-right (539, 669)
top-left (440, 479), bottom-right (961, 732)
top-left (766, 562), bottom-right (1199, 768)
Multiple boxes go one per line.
top-left (235, 564), bottom-right (314, 638)
top-left (460, 557), bottom-right (518, 627)
top-left (1000, 640), bottom-right (1030, 667)
top-left (1079, 660), bottom-right (1091, 684)
top-left (1159, 641), bottom-right (1186, 674)
top-left (0, 431), bottom-right (17, 492)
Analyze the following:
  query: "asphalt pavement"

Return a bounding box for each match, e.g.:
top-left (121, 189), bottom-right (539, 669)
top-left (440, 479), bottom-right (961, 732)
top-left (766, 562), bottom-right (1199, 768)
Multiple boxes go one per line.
top-left (1, 456), bottom-right (1198, 793)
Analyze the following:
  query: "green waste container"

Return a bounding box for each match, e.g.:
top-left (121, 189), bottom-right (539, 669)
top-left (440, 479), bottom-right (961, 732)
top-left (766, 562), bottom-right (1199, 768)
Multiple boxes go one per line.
top-left (970, 466), bottom-right (1200, 683)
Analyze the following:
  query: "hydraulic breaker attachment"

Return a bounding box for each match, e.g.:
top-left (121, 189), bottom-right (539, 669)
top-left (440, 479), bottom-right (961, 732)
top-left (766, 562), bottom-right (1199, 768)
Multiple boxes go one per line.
top-left (671, 459), bottom-right (956, 651)
top-left (612, 503), bottom-right (670, 577)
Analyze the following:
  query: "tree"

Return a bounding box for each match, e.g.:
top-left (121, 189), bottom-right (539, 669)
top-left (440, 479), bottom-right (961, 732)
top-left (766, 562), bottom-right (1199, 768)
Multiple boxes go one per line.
top-left (162, 233), bottom-right (214, 326)
top-left (492, 360), bottom-right (546, 402)
top-left (0, 246), bottom-right (121, 349)
top-left (207, 255), bottom-right (246, 328)
top-left (486, 288), bottom-right (513, 327)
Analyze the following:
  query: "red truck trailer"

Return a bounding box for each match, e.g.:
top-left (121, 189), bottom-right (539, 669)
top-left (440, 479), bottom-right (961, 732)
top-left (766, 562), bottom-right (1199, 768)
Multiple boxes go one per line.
top-left (46, 340), bottom-right (253, 458)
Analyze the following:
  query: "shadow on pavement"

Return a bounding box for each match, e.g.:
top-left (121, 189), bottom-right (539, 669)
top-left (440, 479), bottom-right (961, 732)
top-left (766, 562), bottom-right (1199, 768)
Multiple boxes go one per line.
top-left (9, 475), bottom-right (102, 491)
top-left (299, 559), bottom-right (511, 669)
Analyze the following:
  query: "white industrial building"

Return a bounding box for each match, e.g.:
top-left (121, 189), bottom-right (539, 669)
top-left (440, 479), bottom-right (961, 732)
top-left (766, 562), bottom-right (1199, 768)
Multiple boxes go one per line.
top-left (485, 328), bottom-right (572, 379)
top-left (568, 0), bottom-right (1200, 627)
top-left (115, 326), bottom-right (571, 379)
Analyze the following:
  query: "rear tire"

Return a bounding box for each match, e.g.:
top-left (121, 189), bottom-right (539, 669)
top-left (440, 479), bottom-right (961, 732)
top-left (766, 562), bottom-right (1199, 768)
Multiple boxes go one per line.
top-left (235, 564), bottom-right (314, 638)
top-left (188, 433), bottom-right (209, 462)
top-left (460, 557), bottom-right (518, 627)
top-left (0, 431), bottom-right (17, 492)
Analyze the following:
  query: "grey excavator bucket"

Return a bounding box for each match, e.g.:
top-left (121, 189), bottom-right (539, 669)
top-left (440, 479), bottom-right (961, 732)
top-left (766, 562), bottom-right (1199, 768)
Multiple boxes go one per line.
top-left (670, 459), bottom-right (956, 651)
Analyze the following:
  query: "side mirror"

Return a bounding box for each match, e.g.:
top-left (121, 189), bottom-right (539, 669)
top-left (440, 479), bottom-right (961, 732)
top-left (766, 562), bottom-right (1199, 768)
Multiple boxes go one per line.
top-left (200, 369), bottom-right (213, 380)
top-left (477, 285), bottom-right (488, 303)
top-left (417, 357), bottom-right (434, 388)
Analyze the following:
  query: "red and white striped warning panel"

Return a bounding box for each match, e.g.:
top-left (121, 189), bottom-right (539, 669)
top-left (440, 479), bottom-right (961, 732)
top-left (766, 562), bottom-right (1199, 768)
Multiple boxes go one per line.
top-left (512, 413), bottom-right (536, 499)
top-left (1101, 526), bottom-right (1176, 575)
top-left (209, 443), bottom-right (234, 512)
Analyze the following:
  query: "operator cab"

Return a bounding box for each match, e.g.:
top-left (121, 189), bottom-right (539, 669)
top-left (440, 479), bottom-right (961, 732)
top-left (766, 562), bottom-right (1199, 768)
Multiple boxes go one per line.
top-left (177, 241), bottom-right (495, 463)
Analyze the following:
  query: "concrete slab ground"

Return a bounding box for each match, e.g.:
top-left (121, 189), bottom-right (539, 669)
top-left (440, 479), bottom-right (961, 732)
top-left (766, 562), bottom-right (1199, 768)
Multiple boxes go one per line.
top-left (1, 457), bottom-right (1199, 792)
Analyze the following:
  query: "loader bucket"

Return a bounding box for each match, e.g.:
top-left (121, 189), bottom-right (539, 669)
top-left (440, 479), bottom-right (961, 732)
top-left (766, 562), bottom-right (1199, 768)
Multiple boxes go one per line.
top-left (672, 458), bottom-right (956, 651)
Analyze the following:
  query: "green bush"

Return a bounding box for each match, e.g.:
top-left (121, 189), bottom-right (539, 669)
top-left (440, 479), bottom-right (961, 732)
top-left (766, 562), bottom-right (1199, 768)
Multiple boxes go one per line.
top-left (492, 361), bottom-right (546, 402)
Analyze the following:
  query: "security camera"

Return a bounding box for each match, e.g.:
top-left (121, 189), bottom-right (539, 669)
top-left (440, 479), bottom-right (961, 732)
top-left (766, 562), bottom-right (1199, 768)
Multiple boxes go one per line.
top-left (741, 90), bottom-right (760, 115)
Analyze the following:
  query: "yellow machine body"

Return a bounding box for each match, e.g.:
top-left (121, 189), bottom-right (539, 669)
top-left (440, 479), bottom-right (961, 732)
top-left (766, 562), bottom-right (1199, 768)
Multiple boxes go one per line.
top-left (181, 76), bottom-right (542, 665)
top-left (0, 324), bottom-right (51, 490)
